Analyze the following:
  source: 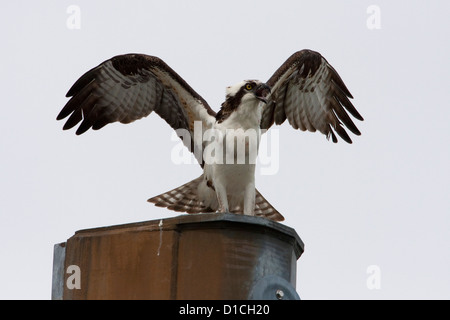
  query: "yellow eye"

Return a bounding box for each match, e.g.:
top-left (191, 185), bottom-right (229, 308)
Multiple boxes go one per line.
top-left (245, 83), bottom-right (253, 90)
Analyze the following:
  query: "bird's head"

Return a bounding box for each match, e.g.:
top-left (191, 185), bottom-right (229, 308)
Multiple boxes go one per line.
top-left (216, 80), bottom-right (271, 124)
top-left (225, 80), bottom-right (271, 105)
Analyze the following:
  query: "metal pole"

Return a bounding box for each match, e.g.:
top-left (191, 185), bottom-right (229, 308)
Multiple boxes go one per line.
top-left (52, 213), bottom-right (304, 300)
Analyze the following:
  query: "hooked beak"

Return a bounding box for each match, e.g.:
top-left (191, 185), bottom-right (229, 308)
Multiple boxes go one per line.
top-left (254, 83), bottom-right (271, 104)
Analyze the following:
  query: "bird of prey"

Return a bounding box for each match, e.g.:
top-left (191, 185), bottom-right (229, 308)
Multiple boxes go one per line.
top-left (57, 49), bottom-right (363, 221)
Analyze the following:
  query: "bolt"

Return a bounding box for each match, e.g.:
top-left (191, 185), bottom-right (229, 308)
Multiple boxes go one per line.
top-left (276, 289), bottom-right (284, 300)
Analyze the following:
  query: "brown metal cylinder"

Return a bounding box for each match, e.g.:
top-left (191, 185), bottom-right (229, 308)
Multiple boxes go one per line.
top-left (52, 213), bottom-right (304, 300)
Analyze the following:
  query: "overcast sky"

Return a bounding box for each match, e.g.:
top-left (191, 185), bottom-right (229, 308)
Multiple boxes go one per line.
top-left (1, 0), bottom-right (449, 299)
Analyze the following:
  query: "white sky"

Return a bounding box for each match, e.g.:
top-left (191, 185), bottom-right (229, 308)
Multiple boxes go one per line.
top-left (1, 0), bottom-right (449, 299)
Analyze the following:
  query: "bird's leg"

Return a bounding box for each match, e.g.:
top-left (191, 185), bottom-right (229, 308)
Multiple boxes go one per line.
top-left (243, 183), bottom-right (256, 216)
top-left (215, 183), bottom-right (229, 213)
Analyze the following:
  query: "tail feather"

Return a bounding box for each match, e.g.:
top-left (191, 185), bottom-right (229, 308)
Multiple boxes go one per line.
top-left (254, 189), bottom-right (285, 221)
top-left (148, 176), bottom-right (214, 214)
top-left (148, 176), bottom-right (285, 222)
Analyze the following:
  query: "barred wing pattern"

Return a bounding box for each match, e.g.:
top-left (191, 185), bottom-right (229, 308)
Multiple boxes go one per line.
top-left (57, 54), bottom-right (216, 161)
top-left (261, 50), bottom-right (363, 143)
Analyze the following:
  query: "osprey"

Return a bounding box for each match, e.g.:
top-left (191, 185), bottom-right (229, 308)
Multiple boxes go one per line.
top-left (57, 50), bottom-right (363, 221)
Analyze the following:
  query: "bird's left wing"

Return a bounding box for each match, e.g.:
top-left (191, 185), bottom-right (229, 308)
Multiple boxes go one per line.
top-left (261, 50), bottom-right (364, 143)
top-left (57, 54), bottom-right (216, 160)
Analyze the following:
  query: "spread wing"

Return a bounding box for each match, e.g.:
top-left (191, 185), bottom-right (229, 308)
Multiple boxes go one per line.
top-left (57, 54), bottom-right (216, 161)
top-left (261, 50), bottom-right (364, 143)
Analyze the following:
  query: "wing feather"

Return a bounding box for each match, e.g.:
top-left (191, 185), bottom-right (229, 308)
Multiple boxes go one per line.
top-left (63, 108), bottom-right (83, 131)
top-left (57, 54), bottom-right (216, 163)
top-left (263, 49), bottom-right (363, 143)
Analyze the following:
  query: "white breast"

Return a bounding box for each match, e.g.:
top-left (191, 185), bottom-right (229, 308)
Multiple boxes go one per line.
top-left (217, 99), bottom-right (264, 130)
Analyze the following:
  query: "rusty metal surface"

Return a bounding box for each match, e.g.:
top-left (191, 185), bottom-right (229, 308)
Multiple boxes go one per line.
top-left (56, 213), bottom-right (304, 300)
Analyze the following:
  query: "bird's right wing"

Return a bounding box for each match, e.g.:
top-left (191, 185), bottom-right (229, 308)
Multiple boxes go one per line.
top-left (57, 54), bottom-right (217, 163)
